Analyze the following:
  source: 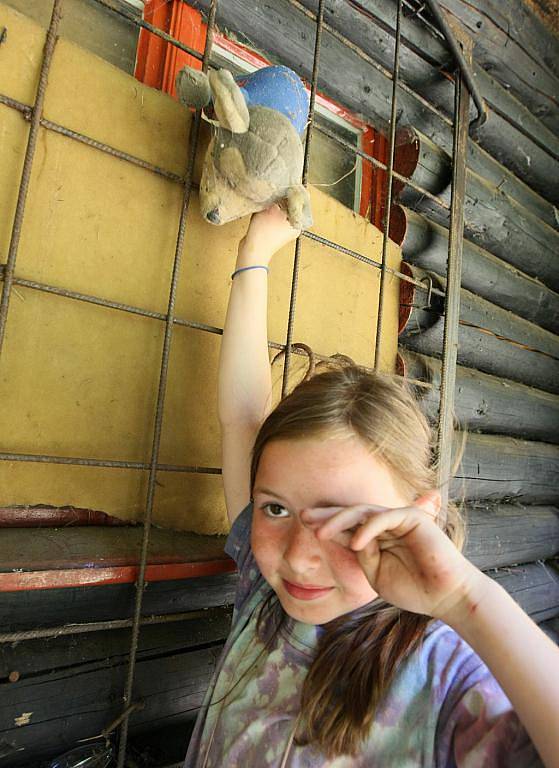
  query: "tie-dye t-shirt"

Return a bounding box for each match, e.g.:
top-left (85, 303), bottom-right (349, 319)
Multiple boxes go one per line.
top-left (184, 505), bottom-right (542, 767)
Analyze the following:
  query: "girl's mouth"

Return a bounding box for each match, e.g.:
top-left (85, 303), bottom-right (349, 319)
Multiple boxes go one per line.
top-left (282, 579), bottom-right (335, 601)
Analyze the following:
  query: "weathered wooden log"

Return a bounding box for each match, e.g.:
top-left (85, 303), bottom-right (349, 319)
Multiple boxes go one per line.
top-left (402, 209), bottom-right (559, 334)
top-left (437, 0), bottom-right (559, 136)
top-left (488, 561), bottom-right (559, 623)
top-left (451, 433), bottom-right (559, 505)
top-left (189, 0), bottom-right (559, 225)
top-left (464, 504), bottom-right (559, 570)
top-left (376, 0), bottom-right (559, 145)
top-left (1, 573), bottom-right (238, 631)
top-left (400, 350), bottom-right (559, 444)
top-left (0, 615), bottom-right (230, 767)
top-left (400, 267), bottom-right (559, 394)
top-left (400, 134), bottom-right (559, 292)
top-left (541, 617), bottom-right (559, 643)
top-left (297, 0), bottom-right (559, 206)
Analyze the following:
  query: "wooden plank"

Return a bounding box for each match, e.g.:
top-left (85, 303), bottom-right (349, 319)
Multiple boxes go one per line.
top-left (400, 276), bottom-right (559, 395)
top-left (0, 559), bottom-right (236, 592)
top-left (402, 350), bottom-right (559, 444)
top-left (0, 573), bottom-right (238, 631)
top-left (0, 623), bottom-right (226, 767)
top-left (297, 0), bottom-right (559, 206)
top-left (488, 561), bottom-right (559, 623)
top-left (0, 606), bottom-right (232, 677)
top-left (403, 209), bottom-right (559, 335)
top-left (0, 525), bottom-right (229, 572)
top-left (464, 504), bottom-right (559, 569)
top-left (451, 433), bottom-right (559, 504)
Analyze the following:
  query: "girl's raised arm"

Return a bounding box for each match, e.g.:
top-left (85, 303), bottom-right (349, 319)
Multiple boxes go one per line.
top-left (449, 575), bottom-right (559, 768)
top-left (304, 503), bottom-right (559, 766)
top-left (218, 206), bottom-right (300, 523)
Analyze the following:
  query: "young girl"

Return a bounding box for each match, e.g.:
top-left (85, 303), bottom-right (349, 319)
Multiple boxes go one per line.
top-left (184, 206), bottom-right (559, 767)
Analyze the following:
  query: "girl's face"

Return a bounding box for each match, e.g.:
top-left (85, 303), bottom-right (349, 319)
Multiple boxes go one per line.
top-left (251, 434), bottom-right (412, 625)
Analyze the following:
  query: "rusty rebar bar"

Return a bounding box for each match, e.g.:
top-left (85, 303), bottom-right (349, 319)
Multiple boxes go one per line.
top-left (374, 0), bottom-right (403, 370)
top-left (92, 0), bottom-right (204, 63)
top-left (281, 0), bottom-right (326, 396)
top-left (436, 25), bottom-right (472, 509)
top-left (0, 0), bottom-right (63, 360)
top-left (116, 4), bottom-right (218, 765)
top-left (0, 608), bottom-right (226, 644)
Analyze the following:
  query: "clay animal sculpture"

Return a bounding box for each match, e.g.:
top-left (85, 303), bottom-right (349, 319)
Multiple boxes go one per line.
top-left (175, 64), bottom-right (313, 229)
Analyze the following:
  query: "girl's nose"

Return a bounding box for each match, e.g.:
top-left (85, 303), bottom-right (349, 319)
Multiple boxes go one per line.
top-left (283, 517), bottom-right (322, 573)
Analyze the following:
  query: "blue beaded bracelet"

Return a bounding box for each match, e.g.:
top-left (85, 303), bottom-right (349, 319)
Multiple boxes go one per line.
top-left (231, 265), bottom-right (269, 280)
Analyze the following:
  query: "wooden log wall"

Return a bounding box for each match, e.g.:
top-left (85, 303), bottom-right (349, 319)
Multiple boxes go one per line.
top-left (2, 2), bottom-right (557, 762)
top-left (400, 268), bottom-right (559, 394)
top-left (184, 0), bottom-right (559, 623)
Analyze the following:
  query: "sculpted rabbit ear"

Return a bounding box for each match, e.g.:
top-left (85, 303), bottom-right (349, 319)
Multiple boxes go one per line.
top-left (208, 69), bottom-right (250, 133)
top-left (175, 66), bottom-right (211, 109)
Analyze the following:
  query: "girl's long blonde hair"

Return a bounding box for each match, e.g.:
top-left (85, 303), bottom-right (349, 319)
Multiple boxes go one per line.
top-left (250, 363), bottom-right (464, 758)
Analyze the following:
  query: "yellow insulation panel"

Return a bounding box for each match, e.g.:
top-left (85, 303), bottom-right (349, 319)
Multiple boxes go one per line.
top-left (0, 4), bottom-right (402, 534)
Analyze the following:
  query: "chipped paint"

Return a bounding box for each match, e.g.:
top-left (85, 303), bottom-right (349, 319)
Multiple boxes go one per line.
top-left (14, 712), bottom-right (32, 727)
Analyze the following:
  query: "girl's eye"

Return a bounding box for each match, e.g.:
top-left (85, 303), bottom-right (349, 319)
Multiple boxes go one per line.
top-left (262, 503), bottom-right (290, 519)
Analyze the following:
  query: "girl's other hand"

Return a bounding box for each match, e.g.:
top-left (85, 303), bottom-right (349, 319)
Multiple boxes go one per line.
top-left (301, 501), bottom-right (487, 627)
top-left (238, 205), bottom-right (301, 266)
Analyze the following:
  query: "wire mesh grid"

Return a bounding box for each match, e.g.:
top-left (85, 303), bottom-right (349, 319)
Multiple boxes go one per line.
top-left (0, 0), bottom-right (469, 760)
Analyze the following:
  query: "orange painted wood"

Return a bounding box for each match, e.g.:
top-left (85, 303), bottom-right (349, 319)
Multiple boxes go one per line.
top-left (135, 0), bottom-right (174, 89)
top-left (163, 3), bottom-right (207, 96)
top-left (0, 559), bottom-right (236, 592)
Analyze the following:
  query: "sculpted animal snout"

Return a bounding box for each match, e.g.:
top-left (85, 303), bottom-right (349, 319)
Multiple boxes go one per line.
top-left (206, 208), bottom-right (221, 224)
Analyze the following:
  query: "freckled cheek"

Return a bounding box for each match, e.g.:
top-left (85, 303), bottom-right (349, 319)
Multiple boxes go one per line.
top-left (251, 519), bottom-right (286, 576)
top-left (323, 542), bottom-right (375, 597)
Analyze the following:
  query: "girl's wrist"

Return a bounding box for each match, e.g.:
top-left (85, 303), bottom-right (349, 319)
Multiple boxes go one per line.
top-left (237, 241), bottom-right (273, 269)
top-left (439, 569), bottom-right (498, 634)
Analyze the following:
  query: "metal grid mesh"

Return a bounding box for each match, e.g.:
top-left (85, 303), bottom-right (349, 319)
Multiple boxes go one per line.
top-left (0, 0), bottom-right (469, 758)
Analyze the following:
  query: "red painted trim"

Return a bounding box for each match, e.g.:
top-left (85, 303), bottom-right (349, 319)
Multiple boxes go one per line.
top-left (0, 506), bottom-right (132, 527)
top-left (163, 3), bottom-right (206, 97)
top-left (0, 559), bottom-right (237, 593)
top-left (134, 0), bottom-right (173, 88)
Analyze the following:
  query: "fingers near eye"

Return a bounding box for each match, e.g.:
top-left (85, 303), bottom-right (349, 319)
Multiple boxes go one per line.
top-left (349, 508), bottom-right (420, 550)
top-left (314, 505), bottom-right (387, 541)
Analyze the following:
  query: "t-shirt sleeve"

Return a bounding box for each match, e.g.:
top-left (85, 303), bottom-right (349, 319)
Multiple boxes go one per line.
top-left (437, 663), bottom-right (543, 767)
top-left (224, 503), bottom-right (267, 620)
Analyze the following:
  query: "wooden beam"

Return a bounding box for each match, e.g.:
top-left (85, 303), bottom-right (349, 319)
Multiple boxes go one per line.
top-left (0, 525), bottom-right (229, 573)
top-left (451, 433), bottom-right (559, 504)
top-left (297, 0), bottom-right (559, 205)
top-left (1, 573), bottom-right (238, 631)
top-left (488, 561), bottom-right (559, 623)
top-left (400, 268), bottom-right (559, 394)
top-left (464, 504), bottom-right (559, 569)
top-left (438, 0), bottom-right (559, 136)
top-left (401, 350), bottom-right (559, 444)
top-left (402, 209), bottom-right (559, 335)
top-left (401, 133), bottom-right (559, 293)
